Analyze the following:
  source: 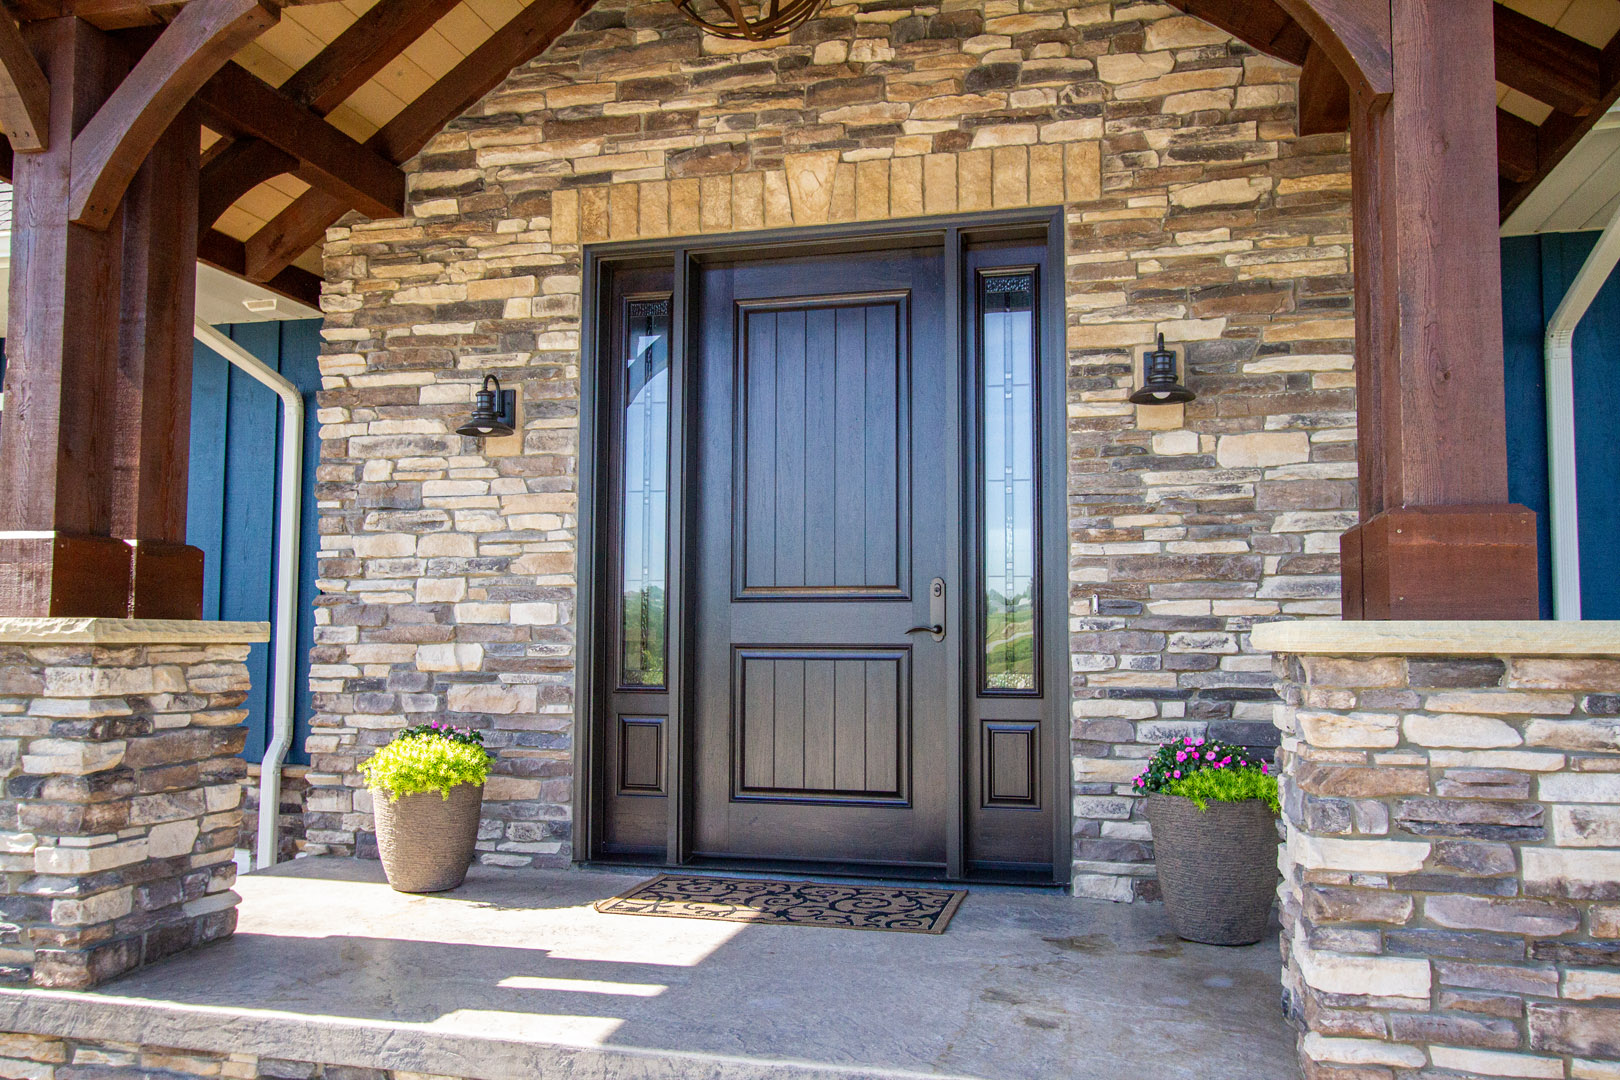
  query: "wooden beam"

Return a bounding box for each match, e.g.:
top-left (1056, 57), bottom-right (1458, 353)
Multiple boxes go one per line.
top-left (1338, 0), bottom-right (1537, 619)
top-left (68, 0), bottom-right (276, 229)
top-left (197, 136), bottom-right (295, 228)
top-left (1501, 29), bottom-right (1620, 219)
top-left (197, 0), bottom-right (460, 230)
top-left (1155, 0), bottom-right (1311, 66)
top-left (197, 227), bottom-right (323, 309)
top-left (1274, 0), bottom-right (1392, 100)
top-left (195, 61), bottom-right (405, 221)
top-left (1493, 2), bottom-right (1602, 118)
top-left (0, 9), bottom-right (50, 150)
top-left (1496, 107), bottom-right (1539, 184)
top-left (1298, 42), bottom-right (1350, 135)
top-left (243, 0), bottom-right (595, 281)
top-left (280, 0), bottom-right (464, 114)
top-left (11, 0), bottom-right (322, 27)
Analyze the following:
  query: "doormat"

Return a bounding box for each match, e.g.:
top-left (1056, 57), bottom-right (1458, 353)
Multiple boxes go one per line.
top-left (594, 874), bottom-right (967, 934)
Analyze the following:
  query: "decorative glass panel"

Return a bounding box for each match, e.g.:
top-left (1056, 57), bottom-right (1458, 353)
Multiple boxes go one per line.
top-left (981, 273), bottom-right (1037, 693)
top-left (620, 298), bottom-right (671, 687)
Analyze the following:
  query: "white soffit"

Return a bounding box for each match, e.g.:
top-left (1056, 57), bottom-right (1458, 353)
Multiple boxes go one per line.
top-left (1503, 102), bottom-right (1620, 236)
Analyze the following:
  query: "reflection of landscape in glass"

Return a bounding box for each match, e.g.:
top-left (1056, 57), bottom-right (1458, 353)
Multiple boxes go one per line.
top-left (982, 273), bottom-right (1037, 692)
top-left (621, 298), bottom-right (670, 687)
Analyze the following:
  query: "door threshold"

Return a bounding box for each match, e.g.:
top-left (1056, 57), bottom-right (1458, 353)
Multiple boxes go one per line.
top-left (583, 856), bottom-right (1067, 890)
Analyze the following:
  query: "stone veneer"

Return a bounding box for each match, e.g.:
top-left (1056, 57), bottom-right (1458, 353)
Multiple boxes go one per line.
top-left (0, 1037), bottom-right (419, 1080)
top-left (312, 0), bottom-right (1357, 894)
top-left (0, 619), bottom-right (269, 989)
top-left (1255, 621), bottom-right (1620, 1080)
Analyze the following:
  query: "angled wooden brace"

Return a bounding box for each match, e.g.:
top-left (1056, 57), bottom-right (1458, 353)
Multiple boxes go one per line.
top-left (0, 10), bottom-right (49, 151)
top-left (68, 0), bottom-right (278, 229)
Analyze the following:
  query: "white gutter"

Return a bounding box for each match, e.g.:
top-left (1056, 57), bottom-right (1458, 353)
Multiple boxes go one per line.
top-left (193, 320), bottom-right (303, 869)
top-left (1543, 201), bottom-right (1620, 620)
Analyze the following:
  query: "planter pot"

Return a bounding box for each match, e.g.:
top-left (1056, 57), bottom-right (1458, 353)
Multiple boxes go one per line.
top-left (371, 782), bottom-right (483, 893)
top-left (1145, 793), bottom-right (1280, 946)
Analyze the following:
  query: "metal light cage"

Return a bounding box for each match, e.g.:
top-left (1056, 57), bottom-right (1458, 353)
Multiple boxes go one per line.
top-left (673, 0), bottom-right (826, 40)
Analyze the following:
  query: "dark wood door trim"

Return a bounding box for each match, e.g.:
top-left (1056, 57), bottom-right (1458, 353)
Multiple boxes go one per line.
top-left (575, 208), bottom-right (1071, 884)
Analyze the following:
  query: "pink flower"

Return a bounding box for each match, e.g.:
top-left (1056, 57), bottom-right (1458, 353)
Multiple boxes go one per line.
top-left (1184, 737), bottom-right (1194, 746)
top-left (1172, 770), bottom-right (1181, 779)
top-left (1205, 751), bottom-right (1216, 761)
top-left (1175, 750), bottom-right (1187, 762)
top-left (1261, 763), bottom-right (1269, 774)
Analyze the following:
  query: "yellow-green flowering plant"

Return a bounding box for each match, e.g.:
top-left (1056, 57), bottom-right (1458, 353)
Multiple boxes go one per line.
top-left (360, 722), bottom-right (492, 801)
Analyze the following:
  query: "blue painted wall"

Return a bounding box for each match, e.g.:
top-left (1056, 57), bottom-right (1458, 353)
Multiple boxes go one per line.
top-left (187, 320), bottom-right (323, 763)
top-left (1501, 233), bottom-right (1620, 620)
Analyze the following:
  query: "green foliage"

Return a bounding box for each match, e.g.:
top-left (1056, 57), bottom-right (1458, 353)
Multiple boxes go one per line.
top-left (360, 728), bottom-right (492, 801)
top-left (1133, 736), bottom-right (1278, 814)
top-left (1163, 765), bottom-right (1280, 815)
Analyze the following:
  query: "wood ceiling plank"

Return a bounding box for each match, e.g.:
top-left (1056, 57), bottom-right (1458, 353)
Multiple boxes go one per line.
top-left (0, 9), bottom-right (51, 150)
top-left (198, 135), bottom-right (297, 227)
top-left (242, 0), bottom-right (596, 281)
top-left (194, 60), bottom-right (405, 220)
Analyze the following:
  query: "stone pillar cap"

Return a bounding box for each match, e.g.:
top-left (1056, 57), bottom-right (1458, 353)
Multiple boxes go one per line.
top-left (1251, 619), bottom-right (1620, 657)
top-left (0, 618), bottom-right (271, 645)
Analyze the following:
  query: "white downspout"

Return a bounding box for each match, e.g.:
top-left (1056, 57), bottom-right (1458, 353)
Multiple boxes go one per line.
top-left (193, 320), bottom-right (304, 869)
top-left (1543, 202), bottom-right (1620, 620)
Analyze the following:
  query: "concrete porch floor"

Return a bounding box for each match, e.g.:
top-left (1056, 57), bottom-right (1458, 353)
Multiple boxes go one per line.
top-left (0, 858), bottom-right (1299, 1080)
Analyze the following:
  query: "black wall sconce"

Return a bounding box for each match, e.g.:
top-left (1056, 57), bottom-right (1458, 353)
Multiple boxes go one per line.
top-left (1128, 333), bottom-right (1196, 405)
top-left (456, 375), bottom-right (517, 438)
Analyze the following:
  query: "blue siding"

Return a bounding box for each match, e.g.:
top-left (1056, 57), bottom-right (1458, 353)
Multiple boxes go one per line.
top-left (187, 320), bottom-right (323, 763)
top-left (1501, 233), bottom-right (1620, 619)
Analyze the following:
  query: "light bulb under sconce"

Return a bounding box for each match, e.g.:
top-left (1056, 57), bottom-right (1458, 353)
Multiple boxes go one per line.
top-left (1128, 333), bottom-right (1196, 405)
top-left (456, 375), bottom-right (517, 438)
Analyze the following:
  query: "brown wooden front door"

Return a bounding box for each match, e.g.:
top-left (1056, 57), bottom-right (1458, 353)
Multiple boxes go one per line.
top-left (690, 246), bottom-right (957, 870)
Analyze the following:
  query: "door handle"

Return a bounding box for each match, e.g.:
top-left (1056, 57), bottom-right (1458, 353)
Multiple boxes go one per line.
top-left (906, 578), bottom-right (946, 642)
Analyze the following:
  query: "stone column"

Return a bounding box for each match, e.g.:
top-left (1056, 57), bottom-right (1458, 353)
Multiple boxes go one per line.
top-left (0, 618), bottom-right (270, 989)
top-left (1253, 621), bottom-right (1620, 1080)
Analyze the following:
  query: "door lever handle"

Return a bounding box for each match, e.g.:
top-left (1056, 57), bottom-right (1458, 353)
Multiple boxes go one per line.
top-left (906, 578), bottom-right (947, 642)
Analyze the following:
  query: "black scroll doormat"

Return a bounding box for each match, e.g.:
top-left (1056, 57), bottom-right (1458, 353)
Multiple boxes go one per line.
top-left (594, 873), bottom-right (967, 934)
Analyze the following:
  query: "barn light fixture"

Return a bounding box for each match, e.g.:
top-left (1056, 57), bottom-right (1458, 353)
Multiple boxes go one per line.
top-left (1128, 333), bottom-right (1196, 405)
top-left (672, 0), bottom-right (825, 41)
top-left (457, 375), bottom-right (516, 438)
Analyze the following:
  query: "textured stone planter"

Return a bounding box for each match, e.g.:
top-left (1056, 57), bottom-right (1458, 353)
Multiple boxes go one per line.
top-left (372, 783), bottom-right (483, 893)
top-left (1145, 793), bottom-right (1280, 946)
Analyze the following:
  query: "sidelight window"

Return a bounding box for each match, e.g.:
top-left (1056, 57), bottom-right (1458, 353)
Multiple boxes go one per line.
top-left (620, 297), bottom-right (671, 687)
top-left (979, 271), bottom-right (1038, 694)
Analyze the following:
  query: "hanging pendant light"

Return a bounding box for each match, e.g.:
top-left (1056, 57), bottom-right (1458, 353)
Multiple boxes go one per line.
top-left (673, 0), bottom-right (826, 41)
top-left (1128, 333), bottom-right (1196, 405)
top-left (456, 375), bottom-right (516, 438)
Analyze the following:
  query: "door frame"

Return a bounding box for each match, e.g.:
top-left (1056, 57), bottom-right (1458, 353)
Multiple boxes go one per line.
top-left (574, 208), bottom-right (1071, 884)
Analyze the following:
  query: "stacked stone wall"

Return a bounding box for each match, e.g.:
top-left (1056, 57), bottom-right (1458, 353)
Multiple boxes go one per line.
top-left (239, 764), bottom-right (309, 864)
top-left (1272, 645), bottom-right (1620, 1078)
top-left (0, 640), bottom-right (251, 989)
top-left (311, 0), bottom-right (1356, 893)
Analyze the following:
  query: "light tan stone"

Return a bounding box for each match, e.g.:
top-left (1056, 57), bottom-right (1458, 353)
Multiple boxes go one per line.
top-left (639, 181), bottom-right (669, 237)
top-left (1299, 655), bottom-right (1406, 688)
top-left (1096, 52), bottom-right (1173, 84)
top-left (445, 682), bottom-right (539, 716)
top-left (890, 156), bottom-right (922, 217)
top-left (1171, 176), bottom-right (1270, 209)
top-left (1293, 832), bottom-right (1431, 873)
top-left (733, 171), bottom-right (764, 230)
top-left (991, 145), bottom-right (1027, 208)
top-left (1145, 14), bottom-right (1236, 50)
top-left (855, 159), bottom-right (889, 220)
top-left (1402, 713), bottom-right (1523, 749)
top-left (958, 149), bottom-right (992, 211)
top-left (1298, 710), bottom-right (1400, 749)
top-left (551, 188), bottom-right (579, 244)
top-left (1428, 1048), bottom-right (1562, 1079)
top-left (923, 154), bottom-right (957, 214)
top-left (670, 177), bottom-right (700, 235)
top-left (785, 151), bottom-right (839, 225)
top-left (1295, 942), bottom-right (1431, 996)
top-left (608, 182), bottom-right (637, 240)
top-left (580, 186), bottom-right (609, 243)
top-left (1215, 432), bottom-right (1310, 468)
top-left (1511, 658), bottom-right (1620, 690)
top-left (763, 170), bottom-right (793, 227)
top-left (700, 175), bottom-right (732, 232)
top-left (1065, 141), bottom-right (1101, 202)
top-left (829, 162), bottom-right (857, 223)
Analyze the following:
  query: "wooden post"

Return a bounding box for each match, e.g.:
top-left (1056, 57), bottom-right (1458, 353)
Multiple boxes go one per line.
top-left (1339, 0), bottom-right (1540, 619)
top-left (0, 18), bottom-right (204, 618)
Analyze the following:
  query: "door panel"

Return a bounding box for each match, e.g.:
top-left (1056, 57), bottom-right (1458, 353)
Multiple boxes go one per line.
top-left (692, 247), bottom-right (953, 868)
